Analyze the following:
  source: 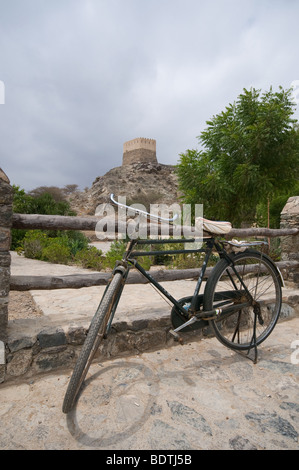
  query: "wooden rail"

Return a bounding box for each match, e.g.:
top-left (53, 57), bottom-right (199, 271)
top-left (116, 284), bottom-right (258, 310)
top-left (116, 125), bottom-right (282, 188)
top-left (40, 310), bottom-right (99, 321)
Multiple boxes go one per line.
top-left (10, 267), bottom-right (211, 291)
top-left (10, 213), bottom-right (298, 291)
top-left (11, 213), bottom-right (299, 238)
top-left (10, 260), bottom-right (299, 291)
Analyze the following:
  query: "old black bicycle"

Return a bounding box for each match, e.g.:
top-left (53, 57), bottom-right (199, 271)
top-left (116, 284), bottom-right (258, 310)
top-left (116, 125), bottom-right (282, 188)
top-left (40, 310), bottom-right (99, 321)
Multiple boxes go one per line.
top-left (62, 197), bottom-right (283, 413)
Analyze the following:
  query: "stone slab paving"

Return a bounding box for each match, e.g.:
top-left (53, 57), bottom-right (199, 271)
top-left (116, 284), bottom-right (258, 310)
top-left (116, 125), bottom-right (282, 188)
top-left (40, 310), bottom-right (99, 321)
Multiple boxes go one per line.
top-left (3, 251), bottom-right (299, 450)
top-left (9, 250), bottom-right (208, 330)
top-left (0, 317), bottom-right (298, 450)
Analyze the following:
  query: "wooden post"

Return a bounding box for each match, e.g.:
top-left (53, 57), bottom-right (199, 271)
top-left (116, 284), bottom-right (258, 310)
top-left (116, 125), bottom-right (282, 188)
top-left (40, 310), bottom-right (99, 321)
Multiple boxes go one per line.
top-left (0, 169), bottom-right (13, 342)
top-left (280, 196), bottom-right (299, 286)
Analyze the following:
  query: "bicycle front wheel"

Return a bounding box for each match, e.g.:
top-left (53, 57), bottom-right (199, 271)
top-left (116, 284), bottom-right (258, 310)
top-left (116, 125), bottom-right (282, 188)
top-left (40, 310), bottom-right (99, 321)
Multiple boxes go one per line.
top-left (203, 250), bottom-right (282, 351)
top-left (62, 272), bottom-right (123, 413)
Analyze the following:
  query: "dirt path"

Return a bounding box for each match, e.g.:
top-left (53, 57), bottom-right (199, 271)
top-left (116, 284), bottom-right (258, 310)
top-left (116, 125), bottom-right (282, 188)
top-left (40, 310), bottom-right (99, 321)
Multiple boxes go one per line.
top-left (8, 291), bottom-right (43, 320)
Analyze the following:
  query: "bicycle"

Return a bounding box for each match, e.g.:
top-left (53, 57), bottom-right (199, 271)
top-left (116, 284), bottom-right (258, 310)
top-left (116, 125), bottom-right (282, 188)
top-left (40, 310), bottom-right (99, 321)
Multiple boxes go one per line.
top-left (62, 197), bottom-right (283, 413)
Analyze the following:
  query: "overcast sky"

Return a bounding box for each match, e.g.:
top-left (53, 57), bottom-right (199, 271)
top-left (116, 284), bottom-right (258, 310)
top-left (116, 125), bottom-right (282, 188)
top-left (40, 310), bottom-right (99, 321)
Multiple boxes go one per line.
top-left (0, 0), bottom-right (298, 191)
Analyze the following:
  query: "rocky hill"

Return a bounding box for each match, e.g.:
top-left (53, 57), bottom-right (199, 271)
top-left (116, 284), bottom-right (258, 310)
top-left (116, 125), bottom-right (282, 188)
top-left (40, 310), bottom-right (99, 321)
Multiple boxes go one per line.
top-left (68, 162), bottom-right (180, 216)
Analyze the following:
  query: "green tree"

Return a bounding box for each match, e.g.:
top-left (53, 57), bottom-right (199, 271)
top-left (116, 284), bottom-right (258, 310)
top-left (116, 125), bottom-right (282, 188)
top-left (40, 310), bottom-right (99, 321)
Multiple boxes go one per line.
top-left (29, 192), bottom-right (76, 216)
top-left (29, 185), bottom-right (66, 202)
top-left (11, 185), bottom-right (78, 251)
top-left (12, 185), bottom-right (76, 216)
top-left (12, 185), bottom-right (34, 214)
top-left (177, 87), bottom-right (299, 227)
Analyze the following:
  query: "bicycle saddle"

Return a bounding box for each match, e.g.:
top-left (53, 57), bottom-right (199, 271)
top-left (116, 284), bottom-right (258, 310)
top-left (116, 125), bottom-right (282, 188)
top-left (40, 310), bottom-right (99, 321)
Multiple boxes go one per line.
top-left (195, 217), bottom-right (232, 235)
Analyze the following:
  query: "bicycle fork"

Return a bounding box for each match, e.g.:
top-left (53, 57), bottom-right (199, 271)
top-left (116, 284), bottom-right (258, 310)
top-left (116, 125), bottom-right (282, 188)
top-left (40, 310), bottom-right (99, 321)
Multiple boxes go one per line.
top-left (104, 264), bottom-right (129, 337)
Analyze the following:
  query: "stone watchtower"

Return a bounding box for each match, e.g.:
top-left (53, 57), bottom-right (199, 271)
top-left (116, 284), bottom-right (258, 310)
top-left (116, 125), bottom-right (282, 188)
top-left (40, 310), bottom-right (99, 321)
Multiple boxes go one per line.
top-left (122, 138), bottom-right (158, 166)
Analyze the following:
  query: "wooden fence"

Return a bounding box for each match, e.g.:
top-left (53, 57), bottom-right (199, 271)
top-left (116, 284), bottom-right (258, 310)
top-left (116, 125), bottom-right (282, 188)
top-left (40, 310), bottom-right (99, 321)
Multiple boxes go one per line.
top-left (0, 168), bottom-right (298, 336)
top-left (10, 212), bottom-right (299, 291)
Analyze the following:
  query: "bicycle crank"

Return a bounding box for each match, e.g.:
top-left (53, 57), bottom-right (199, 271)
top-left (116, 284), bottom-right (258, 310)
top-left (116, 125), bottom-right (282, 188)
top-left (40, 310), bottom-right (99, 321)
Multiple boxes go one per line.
top-left (169, 315), bottom-right (203, 343)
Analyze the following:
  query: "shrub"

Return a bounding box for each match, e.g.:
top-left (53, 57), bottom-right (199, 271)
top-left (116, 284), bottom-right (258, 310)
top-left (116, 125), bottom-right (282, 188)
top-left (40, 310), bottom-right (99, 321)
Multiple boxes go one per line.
top-left (19, 230), bottom-right (48, 259)
top-left (74, 246), bottom-right (104, 270)
top-left (103, 241), bottom-right (127, 269)
top-left (11, 185), bottom-right (77, 251)
top-left (103, 240), bottom-right (152, 270)
top-left (63, 231), bottom-right (89, 256)
top-left (41, 238), bottom-right (71, 264)
top-left (151, 241), bottom-right (184, 266)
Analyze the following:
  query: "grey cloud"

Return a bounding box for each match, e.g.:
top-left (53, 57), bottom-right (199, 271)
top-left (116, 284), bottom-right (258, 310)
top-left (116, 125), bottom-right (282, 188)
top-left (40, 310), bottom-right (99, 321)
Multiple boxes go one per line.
top-left (0, 0), bottom-right (298, 190)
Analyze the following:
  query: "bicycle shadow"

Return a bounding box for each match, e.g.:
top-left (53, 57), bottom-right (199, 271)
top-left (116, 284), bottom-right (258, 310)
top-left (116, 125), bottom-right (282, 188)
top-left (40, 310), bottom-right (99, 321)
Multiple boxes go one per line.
top-left (65, 338), bottom-right (284, 449)
top-left (66, 360), bottom-right (160, 448)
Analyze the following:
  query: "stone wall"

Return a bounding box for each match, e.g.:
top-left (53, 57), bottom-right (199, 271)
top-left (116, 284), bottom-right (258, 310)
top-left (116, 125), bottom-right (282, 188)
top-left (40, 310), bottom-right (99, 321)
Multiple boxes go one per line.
top-left (4, 317), bottom-right (175, 381)
top-left (123, 148), bottom-right (158, 166)
top-left (123, 138), bottom-right (157, 166)
top-left (0, 169), bottom-right (12, 382)
top-left (280, 196), bottom-right (299, 285)
top-left (0, 169), bottom-right (13, 341)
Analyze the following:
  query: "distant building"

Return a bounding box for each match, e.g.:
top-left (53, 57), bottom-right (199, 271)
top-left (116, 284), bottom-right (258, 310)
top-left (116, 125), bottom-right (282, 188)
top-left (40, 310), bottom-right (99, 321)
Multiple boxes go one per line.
top-left (122, 138), bottom-right (157, 166)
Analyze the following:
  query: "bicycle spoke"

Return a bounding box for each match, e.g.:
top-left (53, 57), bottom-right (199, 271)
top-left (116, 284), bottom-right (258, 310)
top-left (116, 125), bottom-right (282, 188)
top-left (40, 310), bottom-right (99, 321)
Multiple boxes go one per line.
top-left (204, 251), bottom-right (281, 351)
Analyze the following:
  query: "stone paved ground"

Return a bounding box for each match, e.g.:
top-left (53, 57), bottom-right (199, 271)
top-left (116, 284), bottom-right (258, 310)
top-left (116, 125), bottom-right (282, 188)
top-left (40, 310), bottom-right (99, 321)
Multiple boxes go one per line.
top-left (0, 317), bottom-right (298, 450)
top-left (3, 251), bottom-right (299, 450)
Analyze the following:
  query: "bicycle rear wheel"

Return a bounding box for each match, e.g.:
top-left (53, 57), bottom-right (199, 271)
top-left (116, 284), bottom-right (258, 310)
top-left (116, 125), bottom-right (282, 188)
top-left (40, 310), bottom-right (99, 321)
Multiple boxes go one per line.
top-left (62, 272), bottom-right (123, 413)
top-left (203, 250), bottom-right (282, 351)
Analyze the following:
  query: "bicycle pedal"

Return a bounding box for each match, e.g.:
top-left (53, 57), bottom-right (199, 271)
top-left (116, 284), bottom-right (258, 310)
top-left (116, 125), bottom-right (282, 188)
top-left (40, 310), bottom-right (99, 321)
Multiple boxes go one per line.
top-left (168, 329), bottom-right (184, 344)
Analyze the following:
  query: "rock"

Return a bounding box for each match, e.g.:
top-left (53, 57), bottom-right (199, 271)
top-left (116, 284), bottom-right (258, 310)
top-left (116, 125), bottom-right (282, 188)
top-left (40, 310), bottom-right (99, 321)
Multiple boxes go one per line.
top-left (167, 400), bottom-right (213, 436)
top-left (229, 435), bottom-right (257, 450)
top-left (0, 168), bottom-right (10, 184)
top-left (37, 327), bottom-right (66, 349)
top-left (245, 411), bottom-right (298, 441)
top-left (67, 162), bottom-right (180, 216)
top-left (6, 349), bottom-right (33, 376)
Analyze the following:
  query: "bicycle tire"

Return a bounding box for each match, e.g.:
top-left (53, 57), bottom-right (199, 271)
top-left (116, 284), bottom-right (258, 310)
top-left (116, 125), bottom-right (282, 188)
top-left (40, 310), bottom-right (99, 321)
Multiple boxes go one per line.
top-left (203, 250), bottom-right (282, 351)
top-left (62, 272), bottom-right (123, 413)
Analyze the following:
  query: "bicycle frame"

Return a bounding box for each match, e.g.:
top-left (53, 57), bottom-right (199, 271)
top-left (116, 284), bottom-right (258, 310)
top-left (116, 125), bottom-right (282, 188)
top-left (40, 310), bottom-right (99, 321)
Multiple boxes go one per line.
top-left (105, 236), bottom-right (254, 337)
top-left (126, 237), bottom-right (214, 316)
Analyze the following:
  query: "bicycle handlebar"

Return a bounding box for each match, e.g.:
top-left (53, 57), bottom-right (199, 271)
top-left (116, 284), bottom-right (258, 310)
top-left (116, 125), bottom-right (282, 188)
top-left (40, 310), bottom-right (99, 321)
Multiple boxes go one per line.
top-left (110, 194), bottom-right (179, 222)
